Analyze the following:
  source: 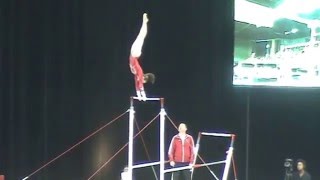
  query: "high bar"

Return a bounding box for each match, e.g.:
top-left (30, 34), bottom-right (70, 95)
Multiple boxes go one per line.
top-left (132, 97), bottom-right (162, 101)
top-left (132, 161), bottom-right (160, 169)
top-left (201, 132), bottom-right (234, 137)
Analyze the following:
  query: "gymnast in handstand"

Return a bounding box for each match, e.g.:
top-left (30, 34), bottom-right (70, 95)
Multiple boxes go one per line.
top-left (129, 13), bottom-right (155, 101)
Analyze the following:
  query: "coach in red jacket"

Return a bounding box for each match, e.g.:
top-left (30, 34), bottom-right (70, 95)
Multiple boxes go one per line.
top-left (168, 123), bottom-right (195, 180)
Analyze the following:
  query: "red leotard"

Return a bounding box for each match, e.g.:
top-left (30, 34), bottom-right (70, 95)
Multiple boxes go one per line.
top-left (129, 55), bottom-right (144, 91)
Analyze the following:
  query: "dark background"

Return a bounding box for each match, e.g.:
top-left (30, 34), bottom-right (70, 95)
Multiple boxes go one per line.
top-left (1, 0), bottom-right (319, 179)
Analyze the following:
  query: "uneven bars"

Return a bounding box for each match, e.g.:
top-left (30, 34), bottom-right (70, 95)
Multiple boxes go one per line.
top-left (132, 97), bottom-right (162, 101)
top-left (201, 132), bottom-right (234, 137)
top-left (132, 161), bottom-right (160, 169)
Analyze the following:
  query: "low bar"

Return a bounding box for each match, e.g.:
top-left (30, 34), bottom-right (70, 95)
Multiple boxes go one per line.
top-left (132, 161), bottom-right (161, 169)
top-left (194, 160), bottom-right (226, 168)
top-left (164, 165), bottom-right (192, 173)
top-left (201, 132), bottom-right (234, 137)
top-left (132, 97), bottom-right (162, 101)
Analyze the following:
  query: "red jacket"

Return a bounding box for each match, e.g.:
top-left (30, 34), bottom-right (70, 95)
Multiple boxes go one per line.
top-left (168, 134), bottom-right (195, 163)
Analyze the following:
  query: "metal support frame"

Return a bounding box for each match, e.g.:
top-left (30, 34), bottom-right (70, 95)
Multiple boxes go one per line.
top-left (127, 97), bottom-right (165, 180)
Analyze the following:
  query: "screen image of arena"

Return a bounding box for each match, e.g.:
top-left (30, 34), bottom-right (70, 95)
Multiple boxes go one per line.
top-left (233, 0), bottom-right (320, 87)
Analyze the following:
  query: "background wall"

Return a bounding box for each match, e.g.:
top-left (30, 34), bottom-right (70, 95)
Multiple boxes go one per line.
top-left (1, 0), bottom-right (319, 180)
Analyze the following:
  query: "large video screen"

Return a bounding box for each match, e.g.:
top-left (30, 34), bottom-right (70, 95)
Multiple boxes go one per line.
top-left (233, 0), bottom-right (320, 87)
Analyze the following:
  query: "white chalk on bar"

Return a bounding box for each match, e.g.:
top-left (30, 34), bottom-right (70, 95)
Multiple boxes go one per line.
top-left (194, 160), bottom-right (226, 168)
top-left (164, 160), bottom-right (226, 174)
top-left (201, 132), bottom-right (233, 137)
top-left (132, 97), bottom-right (162, 101)
top-left (164, 165), bottom-right (192, 173)
top-left (132, 161), bottom-right (161, 169)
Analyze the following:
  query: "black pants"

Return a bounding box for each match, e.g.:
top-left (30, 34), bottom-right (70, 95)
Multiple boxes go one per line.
top-left (171, 162), bottom-right (191, 180)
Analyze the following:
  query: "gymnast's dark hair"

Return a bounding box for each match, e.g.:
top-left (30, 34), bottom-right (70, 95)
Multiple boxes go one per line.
top-left (144, 73), bottom-right (156, 84)
top-left (297, 159), bottom-right (307, 169)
